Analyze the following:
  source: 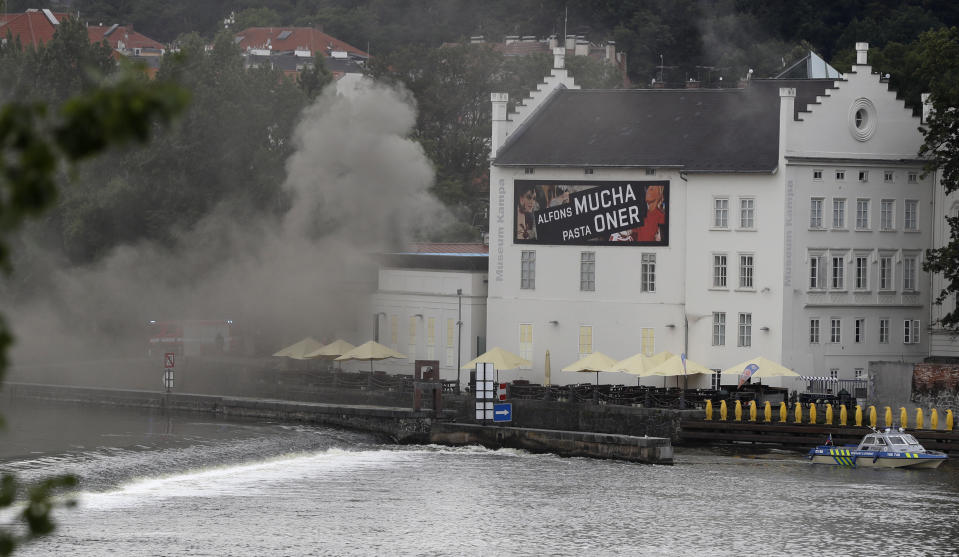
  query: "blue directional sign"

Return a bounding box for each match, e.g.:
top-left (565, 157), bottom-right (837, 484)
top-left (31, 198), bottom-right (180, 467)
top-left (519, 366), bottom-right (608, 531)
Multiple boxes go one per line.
top-left (493, 403), bottom-right (512, 422)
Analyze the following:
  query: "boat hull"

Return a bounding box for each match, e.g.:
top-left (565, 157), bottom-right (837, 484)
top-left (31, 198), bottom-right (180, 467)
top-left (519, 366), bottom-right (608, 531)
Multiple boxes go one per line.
top-left (808, 446), bottom-right (947, 469)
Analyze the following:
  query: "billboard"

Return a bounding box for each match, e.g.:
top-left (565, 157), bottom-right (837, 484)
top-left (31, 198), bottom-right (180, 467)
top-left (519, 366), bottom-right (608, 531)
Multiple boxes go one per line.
top-left (514, 180), bottom-right (669, 246)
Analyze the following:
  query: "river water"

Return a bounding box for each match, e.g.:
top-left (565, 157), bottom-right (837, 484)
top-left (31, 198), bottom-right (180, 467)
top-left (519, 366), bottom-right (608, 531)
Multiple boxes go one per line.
top-left (2, 398), bottom-right (959, 556)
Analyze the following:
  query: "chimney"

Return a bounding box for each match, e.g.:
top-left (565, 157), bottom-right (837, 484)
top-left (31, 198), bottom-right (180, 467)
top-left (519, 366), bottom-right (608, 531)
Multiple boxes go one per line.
top-left (548, 35), bottom-right (558, 49)
top-left (605, 40), bottom-right (616, 62)
top-left (565, 34), bottom-right (575, 51)
top-left (491, 93), bottom-right (509, 155)
top-left (855, 42), bottom-right (869, 65)
top-left (574, 37), bottom-right (588, 56)
top-left (553, 46), bottom-right (565, 70)
top-left (779, 87), bottom-right (796, 163)
top-left (470, 35), bottom-right (485, 44)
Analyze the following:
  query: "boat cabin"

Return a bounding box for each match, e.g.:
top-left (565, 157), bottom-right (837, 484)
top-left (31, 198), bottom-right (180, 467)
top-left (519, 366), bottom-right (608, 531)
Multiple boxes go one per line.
top-left (857, 429), bottom-right (924, 453)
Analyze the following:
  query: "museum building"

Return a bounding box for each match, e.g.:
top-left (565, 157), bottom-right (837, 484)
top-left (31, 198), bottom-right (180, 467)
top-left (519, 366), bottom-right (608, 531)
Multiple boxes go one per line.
top-left (486, 43), bottom-right (935, 387)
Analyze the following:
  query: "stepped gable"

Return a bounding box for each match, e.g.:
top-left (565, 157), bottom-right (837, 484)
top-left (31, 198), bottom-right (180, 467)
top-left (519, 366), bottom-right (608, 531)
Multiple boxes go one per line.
top-left (494, 79), bottom-right (834, 172)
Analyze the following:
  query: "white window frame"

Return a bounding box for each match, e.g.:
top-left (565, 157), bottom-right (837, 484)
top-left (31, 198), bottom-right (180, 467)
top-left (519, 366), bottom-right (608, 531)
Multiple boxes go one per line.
top-left (809, 254), bottom-right (824, 290)
top-left (829, 368), bottom-right (840, 379)
top-left (904, 200), bottom-right (918, 231)
top-left (908, 171), bottom-right (918, 184)
top-left (880, 199), bottom-right (895, 231)
top-left (879, 318), bottom-right (890, 344)
top-left (712, 312), bottom-right (726, 346)
top-left (739, 253), bottom-right (754, 289)
top-left (809, 318), bottom-right (820, 344)
top-left (831, 255), bottom-right (845, 290)
top-left (641, 253), bottom-right (655, 293)
top-left (903, 255), bottom-right (917, 292)
top-left (904, 319), bottom-right (920, 344)
top-left (829, 318), bottom-right (841, 343)
top-left (854, 318), bottom-right (865, 343)
top-left (521, 250), bottom-right (535, 290)
top-left (712, 254), bottom-right (728, 288)
top-left (578, 325), bottom-right (593, 359)
top-left (739, 197), bottom-right (755, 229)
top-left (884, 170), bottom-right (894, 183)
top-left (859, 170), bottom-right (869, 183)
top-left (855, 368), bottom-right (864, 379)
top-left (580, 251), bottom-right (595, 292)
top-left (856, 199), bottom-right (870, 230)
top-left (713, 197), bottom-right (729, 229)
top-left (836, 169), bottom-right (846, 181)
top-left (810, 198), bottom-right (824, 229)
top-left (879, 256), bottom-right (894, 291)
top-left (738, 313), bottom-right (752, 347)
top-left (854, 255), bottom-right (869, 290)
top-left (813, 169), bottom-right (823, 181)
top-left (832, 198), bottom-right (846, 229)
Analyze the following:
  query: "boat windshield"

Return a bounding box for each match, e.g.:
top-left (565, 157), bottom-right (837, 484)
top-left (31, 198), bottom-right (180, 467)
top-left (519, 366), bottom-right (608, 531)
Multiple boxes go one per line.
top-left (901, 434), bottom-right (921, 445)
top-left (888, 436), bottom-right (906, 445)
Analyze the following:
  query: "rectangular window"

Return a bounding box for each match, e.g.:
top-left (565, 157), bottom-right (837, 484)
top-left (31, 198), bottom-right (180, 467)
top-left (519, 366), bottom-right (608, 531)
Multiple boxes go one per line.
top-left (856, 199), bottom-right (870, 229)
top-left (739, 254), bottom-right (754, 289)
top-left (904, 200), bottom-right (918, 231)
top-left (810, 198), bottom-right (824, 228)
top-left (809, 255), bottom-right (823, 289)
top-left (903, 256), bottom-right (917, 291)
top-left (831, 255), bottom-right (845, 290)
top-left (836, 170), bottom-right (846, 181)
top-left (830, 318), bottom-right (841, 343)
top-left (408, 316), bottom-right (417, 359)
top-left (641, 253), bottom-right (655, 292)
top-left (855, 318), bottom-right (865, 343)
top-left (641, 328), bottom-right (655, 356)
top-left (809, 318), bottom-right (820, 343)
top-left (645, 168), bottom-right (656, 176)
top-left (446, 319), bottom-right (455, 366)
top-left (855, 368), bottom-right (864, 379)
top-left (908, 171), bottom-right (918, 184)
top-left (740, 198), bottom-right (755, 229)
top-left (738, 313), bottom-right (752, 347)
top-left (711, 370), bottom-right (722, 390)
top-left (580, 251), bottom-right (595, 291)
top-left (713, 254), bottom-right (727, 288)
top-left (584, 168), bottom-right (594, 175)
top-left (578, 326), bottom-right (593, 358)
top-left (813, 169), bottom-right (823, 180)
top-left (712, 312), bottom-right (726, 346)
top-left (714, 198), bottom-right (729, 228)
top-left (520, 250), bottom-right (535, 289)
top-left (832, 198), bottom-right (846, 228)
top-left (880, 199), bottom-right (895, 230)
top-left (524, 167), bottom-right (535, 175)
top-left (904, 319), bottom-right (920, 344)
top-left (427, 317), bottom-right (436, 360)
top-left (519, 324), bottom-right (533, 363)
top-left (879, 256), bottom-right (893, 290)
top-left (855, 256), bottom-right (869, 290)
top-left (879, 318), bottom-right (890, 344)
top-left (884, 170), bottom-right (894, 183)
top-left (830, 368), bottom-right (840, 379)
top-left (390, 315), bottom-right (398, 350)
top-left (859, 170), bottom-right (869, 183)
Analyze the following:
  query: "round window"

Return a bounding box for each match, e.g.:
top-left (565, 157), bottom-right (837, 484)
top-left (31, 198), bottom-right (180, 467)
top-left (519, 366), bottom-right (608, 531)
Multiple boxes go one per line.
top-left (849, 98), bottom-right (877, 141)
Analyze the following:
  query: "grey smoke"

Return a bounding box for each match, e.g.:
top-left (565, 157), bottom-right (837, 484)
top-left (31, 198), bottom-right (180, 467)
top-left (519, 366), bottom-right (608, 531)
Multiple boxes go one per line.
top-left (6, 79), bottom-right (450, 377)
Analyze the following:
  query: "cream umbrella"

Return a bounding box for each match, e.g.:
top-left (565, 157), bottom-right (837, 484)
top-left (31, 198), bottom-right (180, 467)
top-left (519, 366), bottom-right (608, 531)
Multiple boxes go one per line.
top-left (721, 356), bottom-right (800, 388)
top-left (304, 339), bottom-right (355, 359)
top-left (645, 354), bottom-right (714, 377)
top-left (272, 337), bottom-right (326, 360)
top-left (612, 351), bottom-right (676, 377)
top-left (335, 340), bottom-right (407, 374)
top-left (460, 347), bottom-right (531, 371)
top-left (562, 351), bottom-right (618, 386)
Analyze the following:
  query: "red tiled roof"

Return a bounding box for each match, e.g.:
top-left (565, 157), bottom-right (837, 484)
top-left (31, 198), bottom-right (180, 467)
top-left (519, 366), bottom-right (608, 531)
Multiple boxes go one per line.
top-left (410, 243), bottom-right (489, 254)
top-left (0, 10), bottom-right (67, 47)
top-left (234, 27), bottom-right (368, 58)
top-left (87, 25), bottom-right (164, 51)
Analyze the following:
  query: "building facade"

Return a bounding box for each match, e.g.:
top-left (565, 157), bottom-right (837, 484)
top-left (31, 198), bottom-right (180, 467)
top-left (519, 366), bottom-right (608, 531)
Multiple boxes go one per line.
top-left (486, 44), bottom-right (933, 388)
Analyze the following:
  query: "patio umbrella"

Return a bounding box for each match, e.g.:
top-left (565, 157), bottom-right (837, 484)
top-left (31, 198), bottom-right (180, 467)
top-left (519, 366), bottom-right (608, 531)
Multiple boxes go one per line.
top-left (645, 354), bottom-right (713, 377)
top-left (304, 339), bottom-right (355, 359)
top-left (562, 351), bottom-right (618, 386)
top-left (612, 351), bottom-right (676, 377)
top-left (460, 347), bottom-right (531, 371)
top-left (272, 337), bottom-right (325, 360)
top-left (335, 340), bottom-right (407, 374)
top-left (721, 356), bottom-right (800, 388)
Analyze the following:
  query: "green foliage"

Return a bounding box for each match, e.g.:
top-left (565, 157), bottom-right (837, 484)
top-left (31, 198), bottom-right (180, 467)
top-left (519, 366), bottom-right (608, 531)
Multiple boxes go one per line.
top-left (231, 6), bottom-right (283, 30)
top-left (0, 473), bottom-right (78, 557)
top-left (297, 57), bottom-right (332, 100)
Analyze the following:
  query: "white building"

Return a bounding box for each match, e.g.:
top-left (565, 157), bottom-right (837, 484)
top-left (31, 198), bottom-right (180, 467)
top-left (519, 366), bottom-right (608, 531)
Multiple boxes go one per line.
top-left (365, 244), bottom-right (488, 383)
top-left (486, 44), bottom-right (934, 388)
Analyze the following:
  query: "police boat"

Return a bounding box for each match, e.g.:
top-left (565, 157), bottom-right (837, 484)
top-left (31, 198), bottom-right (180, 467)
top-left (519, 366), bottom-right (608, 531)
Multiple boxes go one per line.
top-left (808, 428), bottom-right (948, 469)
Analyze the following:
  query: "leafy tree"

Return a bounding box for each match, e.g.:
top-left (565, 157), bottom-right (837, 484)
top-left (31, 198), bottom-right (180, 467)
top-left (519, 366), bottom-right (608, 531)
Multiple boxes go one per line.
top-left (297, 56), bottom-right (332, 100)
top-left (230, 6), bottom-right (283, 30)
top-left (918, 27), bottom-right (959, 327)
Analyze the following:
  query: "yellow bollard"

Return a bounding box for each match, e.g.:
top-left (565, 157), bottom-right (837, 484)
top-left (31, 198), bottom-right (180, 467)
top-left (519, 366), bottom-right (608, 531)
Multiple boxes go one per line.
top-left (899, 406), bottom-right (908, 429)
top-left (764, 401), bottom-right (772, 423)
top-left (749, 400), bottom-right (757, 422)
top-left (809, 403), bottom-right (817, 424)
top-left (868, 406), bottom-right (877, 428)
top-left (794, 401), bottom-right (803, 424)
top-left (884, 406), bottom-right (893, 428)
top-left (947, 409), bottom-right (954, 431)
top-left (931, 408), bottom-right (939, 430)
top-left (825, 404), bottom-right (833, 425)
top-left (705, 399), bottom-right (713, 421)
top-left (915, 408), bottom-right (924, 430)
top-left (855, 405), bottom-right (863, 427)
top-left (779, 401), bottom-right (787, 423)
top-left (720, 400), bottom-right (728, 421)
top-left (735, 400), bottom-right (743, 421)
top-left (840, 404), bottom-right (848, 426)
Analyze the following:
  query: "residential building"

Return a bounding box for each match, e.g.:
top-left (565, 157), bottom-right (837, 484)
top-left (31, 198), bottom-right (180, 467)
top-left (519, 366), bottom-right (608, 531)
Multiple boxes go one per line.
top-left (486, 44), bottom-right (932, 387)
top-left (233, 26), bottom-right (368, 81)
